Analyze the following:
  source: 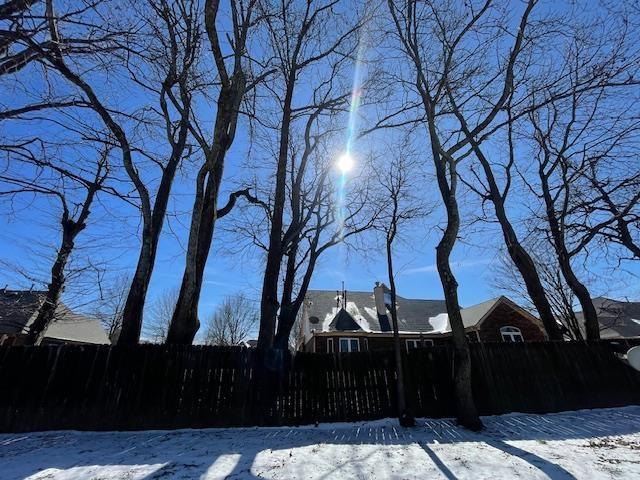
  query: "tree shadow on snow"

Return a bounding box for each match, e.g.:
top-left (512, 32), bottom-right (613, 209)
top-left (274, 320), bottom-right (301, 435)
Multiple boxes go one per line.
top-left (2, 407), bottom-right (638, 479)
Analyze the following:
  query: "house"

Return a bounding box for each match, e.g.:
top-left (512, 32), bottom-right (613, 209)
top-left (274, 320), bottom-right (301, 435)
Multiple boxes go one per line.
top-left (297, 283), bottom-right (546, 353)
top-left (575, 297), bottom-right (640, 339)
top-left (0, 289), bottom-right (110, 346)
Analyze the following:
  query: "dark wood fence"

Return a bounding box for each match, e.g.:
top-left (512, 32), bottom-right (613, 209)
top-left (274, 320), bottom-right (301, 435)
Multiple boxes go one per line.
top-left (1, 341), bottom-right (639, 432)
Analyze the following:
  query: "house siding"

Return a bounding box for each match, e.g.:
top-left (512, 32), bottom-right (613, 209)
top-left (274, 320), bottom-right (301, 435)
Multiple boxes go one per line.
top-left (311, 334), bottom-right (450, 353)
top-left (305, 303), bottom-right (545, 352)
top-left (477, 303), bottom-right (545, 342)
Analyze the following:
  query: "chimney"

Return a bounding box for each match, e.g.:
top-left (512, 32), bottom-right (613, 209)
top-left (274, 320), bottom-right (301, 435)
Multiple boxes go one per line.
top-left (373, 282), bottom-right (386, 315)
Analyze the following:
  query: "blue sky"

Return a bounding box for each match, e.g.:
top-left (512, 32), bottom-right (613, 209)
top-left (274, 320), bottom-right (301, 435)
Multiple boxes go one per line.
top-left (1, 0), bottom-right (638, 334)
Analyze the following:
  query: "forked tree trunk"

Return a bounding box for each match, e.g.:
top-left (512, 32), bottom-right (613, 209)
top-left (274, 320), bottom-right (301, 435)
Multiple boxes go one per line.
top-left (167, 163), bottom-right (224, 344)
top-left (24, 171), bottom-right (101, 345)
top-left (540, 173), bottom-right (600, 340)
top-left (450, 94), bottom-right (563, 341)
top-left (258, 80), bottom-right (296, 351)
top-left (24, 230), bottom-right (75, 345)
top-left (167, 51), bottom-right (247, 342)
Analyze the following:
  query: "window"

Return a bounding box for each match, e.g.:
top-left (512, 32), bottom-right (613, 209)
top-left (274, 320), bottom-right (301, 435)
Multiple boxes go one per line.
top-left (467, 331), bottom-right (481, 343)
top-left (500, 326), bottom-right (523, 343)
top-left (406, 339), bottom-right (434, 351)
top-left (327, 338), bottom-right (334, 353)
top-left (339, 337), bottom-right (360, 352)
top-left (406, 339), bottom-right (419, 351)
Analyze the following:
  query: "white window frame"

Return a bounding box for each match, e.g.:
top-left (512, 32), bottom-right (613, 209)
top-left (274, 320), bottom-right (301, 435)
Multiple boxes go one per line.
top-left (327, 338), bottom-right (334, 353)
top-left (406, 339), bottom-right (434, 351)
top-left (500, 326), bottom-right (524, 343)
top-left (339, 337), bottom-right (360, 352)
top-left (406, 339), bottom-right (419, 350)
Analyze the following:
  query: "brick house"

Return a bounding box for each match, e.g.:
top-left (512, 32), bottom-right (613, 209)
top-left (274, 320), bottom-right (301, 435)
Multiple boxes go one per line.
top-left (297, 283), bottom-right (546, 353)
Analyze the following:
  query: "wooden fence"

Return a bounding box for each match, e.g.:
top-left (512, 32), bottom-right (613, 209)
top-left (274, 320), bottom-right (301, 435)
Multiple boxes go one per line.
top-left (1, 341), bottom-right (639, 432)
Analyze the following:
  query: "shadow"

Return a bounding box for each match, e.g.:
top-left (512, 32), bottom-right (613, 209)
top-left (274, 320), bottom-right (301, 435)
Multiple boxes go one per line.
top-left (418, 443), bottom-right (458, 480)
top-left (2, 406), bottom-right (639, 479)
top-left (485, 439), bottom-right (576, 480)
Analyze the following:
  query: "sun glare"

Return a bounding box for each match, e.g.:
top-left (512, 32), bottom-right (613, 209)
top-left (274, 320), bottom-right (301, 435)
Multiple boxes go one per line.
top-left (336, 153), bottom-right (354, 173)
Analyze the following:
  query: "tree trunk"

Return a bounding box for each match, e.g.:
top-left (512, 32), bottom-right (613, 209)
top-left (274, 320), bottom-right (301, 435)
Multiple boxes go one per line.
top-left (474, 155), bottom-right (562, 339)
top-left (272, 245), bottom-right (299, 351)
top-left (168, 71), bottom-right (245, 344)
top-left (540, 174), bottom-right (600, 341)
top-left (386, 236), bottom-right (414, 427)
top-left (24, 227), bottom-right (76, 345)
top-left (435, 214), bottom-right (482, 431)
top-left (167, 165), bottom-right (222, 344)
top-left (455, 112), bottom-right (563, 340)
top-left (258, 80), bottom-right (296, 351)
top-left (118, 162), bottom-right (180, 345)
top-left (429, 139), bottom-right (482, 430)
top-left (556, 250), bottom-right (600, 340)
top-left (616, 219), bottom-right (640, 259)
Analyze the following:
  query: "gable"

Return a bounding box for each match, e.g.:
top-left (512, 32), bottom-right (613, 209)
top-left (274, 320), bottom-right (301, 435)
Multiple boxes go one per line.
top-left (329, 308), bottom-right (362, 331)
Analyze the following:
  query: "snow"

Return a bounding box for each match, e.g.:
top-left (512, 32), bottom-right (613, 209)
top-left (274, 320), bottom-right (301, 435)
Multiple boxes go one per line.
top-left (2, 407), bottom-right (640, 479)
top-left (428, 312), bottom-right (450, 333)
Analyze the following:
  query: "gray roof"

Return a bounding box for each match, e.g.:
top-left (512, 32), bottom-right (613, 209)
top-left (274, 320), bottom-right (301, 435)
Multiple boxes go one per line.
top-left (576, 297), bottom-right (640, 339)
top-left (0, 290), bottom-right (110, 344)
top-left (304, 289), bottom-right (514, 334)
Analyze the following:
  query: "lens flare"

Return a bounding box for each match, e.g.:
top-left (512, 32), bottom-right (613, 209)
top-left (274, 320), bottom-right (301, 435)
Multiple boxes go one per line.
top-left (335, 10), bottom-right (370, 248)
top-left (336, 153), bottom-right (354, 173)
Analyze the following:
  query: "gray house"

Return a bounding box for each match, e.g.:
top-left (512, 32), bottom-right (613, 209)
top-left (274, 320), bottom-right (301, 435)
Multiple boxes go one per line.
top-left (0, 289), bottom-right (110, 346)
top-left (575, 297), bottom-right (640, 339)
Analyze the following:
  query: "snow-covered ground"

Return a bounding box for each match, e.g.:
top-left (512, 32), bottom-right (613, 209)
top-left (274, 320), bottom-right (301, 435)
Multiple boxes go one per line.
top-left (2, 407), bottom-right (640, 479)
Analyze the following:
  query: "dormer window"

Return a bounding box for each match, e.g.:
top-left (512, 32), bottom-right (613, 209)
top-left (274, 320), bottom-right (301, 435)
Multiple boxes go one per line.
top-left (500, 326), bottom-right (523, 342)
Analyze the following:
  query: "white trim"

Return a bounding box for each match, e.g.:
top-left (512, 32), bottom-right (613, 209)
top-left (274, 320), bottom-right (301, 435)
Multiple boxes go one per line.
top-left (406, 339), bottom-right (420, 350)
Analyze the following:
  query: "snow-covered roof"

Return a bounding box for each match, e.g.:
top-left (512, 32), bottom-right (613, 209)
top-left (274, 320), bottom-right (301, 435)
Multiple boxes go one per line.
top-left (304, 290), bottom-right (525, 335)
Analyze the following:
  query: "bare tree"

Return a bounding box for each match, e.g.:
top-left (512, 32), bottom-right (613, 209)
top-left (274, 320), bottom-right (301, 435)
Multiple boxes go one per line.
top-left (375, 149), bottom-right (429, 427)
top-left (93, 273), bottom-right (132, 343)
top-left (490, 245), bottom-right (584, 340)
top-left (385, 0), bottom-right (541, 430)
top-left (0, 143), bottom-right (112, 344)
top-left (524, 63), bottom-right (639, 340)
top-left (255, 0), bottom-right (367, 350)
top-left (0, 0), bottom-right (126, 118)
top-left (144, 287), bottom-right (179, 343)
top-left (451, 4), bottom-right (640, 342)
top-left (576, 155), bottom-right (640, 260)
top-left (203, 293), bottom-right (257, 345)
top-left (116, 0), bottom-right (201, 344)
top-left (167, 0), bottom-right (268, 344)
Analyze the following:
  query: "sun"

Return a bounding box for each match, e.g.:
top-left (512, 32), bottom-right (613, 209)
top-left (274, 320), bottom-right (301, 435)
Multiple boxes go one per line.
top-left (336, 153), bottom-right (354, 173)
